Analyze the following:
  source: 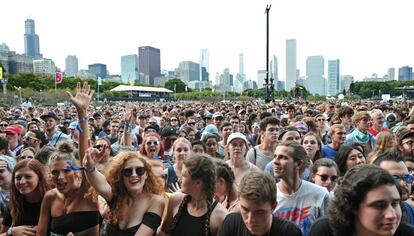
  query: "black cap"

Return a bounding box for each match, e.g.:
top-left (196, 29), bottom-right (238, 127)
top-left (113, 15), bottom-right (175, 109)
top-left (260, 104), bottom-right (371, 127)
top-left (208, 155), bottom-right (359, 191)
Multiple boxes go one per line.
top-left (40, 112), bottom-right (59, 121)
top-left (144, 124), bottom-right (160, 133)
top-left (160, 126), bottom-right (178, 137)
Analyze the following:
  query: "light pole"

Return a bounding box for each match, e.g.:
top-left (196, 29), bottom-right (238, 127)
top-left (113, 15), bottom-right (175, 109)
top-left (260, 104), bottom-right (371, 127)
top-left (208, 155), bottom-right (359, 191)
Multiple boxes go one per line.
top-left (264, 5), bottom-right (273, 103)
top-left (13, 86), bottom-right (22, 104)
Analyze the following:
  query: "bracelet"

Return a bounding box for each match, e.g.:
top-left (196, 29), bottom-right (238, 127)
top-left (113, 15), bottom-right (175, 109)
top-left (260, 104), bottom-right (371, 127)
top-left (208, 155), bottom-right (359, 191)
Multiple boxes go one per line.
top-left (7, 226), bottom-right (12, 236)
top-left (82, 166), bottom-right (96, 173)
top-left (125, 123), bottom-right (132, 133)
top-left (77, 116), bottom-right (89, 133)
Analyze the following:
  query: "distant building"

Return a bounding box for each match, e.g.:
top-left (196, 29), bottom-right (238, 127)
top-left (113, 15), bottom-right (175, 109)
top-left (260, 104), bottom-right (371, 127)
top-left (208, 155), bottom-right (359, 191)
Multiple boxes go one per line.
top-left (398, 66), bottom-right (413, 81)
top-left (286, 39), bottom-right (297, 91)
top-left (327, 59), bottom-right (340, 96)
top-left (270, 55), bottom-right (278, 89)
top-left (200, 49), bottom-right (209, 82)
top-left (388, 68), bottom-right (395, 81)
top-left (341, 75), bottom-right (354, 93)
top-left (257, 70), bottom-right (266, 89)
top-left (33, 58), bottom-right (56, 75)
top-left (24, 19), bottom-right (42, 59)
top-left (153, 76), bottom-right (175, 87)
top-left (88, 63), bottom-right (107, 79)
top-left (234, 73), bottom-right (246, 93)
top-left (65, 55), bottom-right (78, 76)
top-left (178, 61), bottom-right (200, 83)
top-left (139, 46), bottom-right (161, 85)
top-left (0, 43), bottom-right (9, 54)
top-left (306, 56), bottom-right (325, 95)
top-left (121, 54), bottom-right (139, 84)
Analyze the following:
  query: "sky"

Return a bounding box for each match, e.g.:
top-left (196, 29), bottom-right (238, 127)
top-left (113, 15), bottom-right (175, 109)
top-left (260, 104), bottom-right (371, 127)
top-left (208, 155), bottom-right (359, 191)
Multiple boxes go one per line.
top-left (1, 0), bottom-right (413, 82)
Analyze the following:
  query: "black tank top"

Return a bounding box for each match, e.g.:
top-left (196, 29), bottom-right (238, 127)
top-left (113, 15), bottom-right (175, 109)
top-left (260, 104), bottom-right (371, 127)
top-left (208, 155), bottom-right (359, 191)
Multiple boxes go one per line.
top-left (49, 211), bottom-right (100, 235)
top-left (171, 201), bottom-right (218, 236)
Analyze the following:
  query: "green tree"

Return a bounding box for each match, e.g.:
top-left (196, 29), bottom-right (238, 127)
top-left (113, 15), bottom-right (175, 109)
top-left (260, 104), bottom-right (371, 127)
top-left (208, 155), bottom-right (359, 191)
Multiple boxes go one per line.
top-left (165, 78), bottom-right (186, 93)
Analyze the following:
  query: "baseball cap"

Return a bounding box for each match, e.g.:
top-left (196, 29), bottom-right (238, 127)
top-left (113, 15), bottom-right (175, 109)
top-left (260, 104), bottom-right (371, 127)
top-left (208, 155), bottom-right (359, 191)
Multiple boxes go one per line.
top-left (160, 126), bottom-right (178, 137)
top-left (0, 155), bottom-right (16, 172)
top-left (212, 112), bottom-right (223, 119)
top-left (396, 127), bottom-right (414, 144)
top-left (5, 125), bottom-right (21, 135)
top-left (259, 104), bottom-right (268, 109)
top-left (238, 109), bottom-right (246, 115)
top-left (227, 132), bottom-right (248, 145)
top-left (40, 112), bottom-right (59, 121)
top-left (144, 124), bottom-right (160, 133)
top-left (69, 121), bottom-right (78, 130)
top-left (385, 113), bottom-right (396, 123)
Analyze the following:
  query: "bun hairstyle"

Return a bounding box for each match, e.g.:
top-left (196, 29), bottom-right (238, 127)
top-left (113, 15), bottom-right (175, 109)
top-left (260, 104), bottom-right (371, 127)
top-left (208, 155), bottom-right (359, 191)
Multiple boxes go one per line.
top-left (48, 141), bottom-right (80, 169)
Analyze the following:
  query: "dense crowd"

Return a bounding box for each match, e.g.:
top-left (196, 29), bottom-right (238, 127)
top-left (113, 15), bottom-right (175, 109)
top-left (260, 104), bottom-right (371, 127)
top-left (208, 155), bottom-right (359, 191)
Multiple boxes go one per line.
top-left (0, 82), bottom-right (413, 236)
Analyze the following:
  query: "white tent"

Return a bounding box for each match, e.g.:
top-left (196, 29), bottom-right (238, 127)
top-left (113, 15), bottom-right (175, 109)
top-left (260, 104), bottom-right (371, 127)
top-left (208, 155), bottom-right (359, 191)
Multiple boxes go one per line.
top-left (110, 85), bottom-right (173, 93)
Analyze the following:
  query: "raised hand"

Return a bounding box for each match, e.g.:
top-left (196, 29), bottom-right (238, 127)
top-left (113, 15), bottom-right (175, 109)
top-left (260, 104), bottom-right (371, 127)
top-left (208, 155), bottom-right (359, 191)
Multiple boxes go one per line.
top-left (83, 147), bottom-right (99, 170)
top-left (66, 82), bottom-right (94, 113)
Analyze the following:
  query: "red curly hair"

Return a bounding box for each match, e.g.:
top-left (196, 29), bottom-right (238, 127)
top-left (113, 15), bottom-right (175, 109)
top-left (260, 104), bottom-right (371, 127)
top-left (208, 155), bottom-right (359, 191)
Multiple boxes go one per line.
top-left (139, 132), bottom-right (165, 160)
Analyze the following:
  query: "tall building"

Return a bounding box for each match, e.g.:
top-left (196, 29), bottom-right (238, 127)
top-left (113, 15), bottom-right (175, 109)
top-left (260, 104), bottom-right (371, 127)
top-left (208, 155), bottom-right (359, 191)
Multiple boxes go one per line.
top-left (398, 66), bottom-right (413, 81)
top-left (33, 58), bottom-right (56, 75)
top-left (88, 63), bottom-right (107, 79)
top-left (257, 70), bottom-right (266, 89)
top-left (178, 61), bottom-right (200, 83)
top-left (341, 75), bottom-right (354, 93)
top-left (270, 55), bottom-right (278, 89)
top-left (121, 54), bottom-right (139, 84)
top-left (200, 49), bottom-right (209, 82)
top-left (239, 53), bottom-right (244, 75)
top-left (2, 51), bottom-right (33, 74)
top-left (306, 56), bottom-right (325, 96)
top-left (139, 46), bottom-right (160, 85)
top-left (327, 59), bottom-right (340, 96)
top-left (0, 43), bottom-right (9, 54)
top-left (24, 19), bottom-right (42, 59)
top-left (65, 55), bottom-right (79, 76)
top-left (387, 68), bottom-right (395, 81)
top-left (285, 39), bottom-right (297, 91)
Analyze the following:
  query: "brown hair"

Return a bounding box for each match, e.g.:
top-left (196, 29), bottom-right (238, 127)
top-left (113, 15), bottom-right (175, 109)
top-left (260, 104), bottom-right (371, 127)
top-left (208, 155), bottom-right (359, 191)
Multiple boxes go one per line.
top-left (10, 159), bottom-right (48, 225)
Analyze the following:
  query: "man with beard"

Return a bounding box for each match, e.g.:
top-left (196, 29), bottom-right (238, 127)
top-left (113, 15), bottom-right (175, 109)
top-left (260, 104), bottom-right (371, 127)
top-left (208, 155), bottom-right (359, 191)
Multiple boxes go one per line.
top-left (397, 128), bottom-right (414, 157)
top-left (40, 112), bottom-right (71, 146)
top-left (373, 151), bottom-right (414, 224)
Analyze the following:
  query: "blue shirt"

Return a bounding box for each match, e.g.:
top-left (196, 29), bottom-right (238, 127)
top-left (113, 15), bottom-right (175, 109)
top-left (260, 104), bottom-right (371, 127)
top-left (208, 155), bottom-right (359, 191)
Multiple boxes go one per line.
top-left (48, 130), bottom-right (71, 146)
top-left (403, 201), bottom-right (414, 226)
top-left (322, 145), bottom-right (338, 160)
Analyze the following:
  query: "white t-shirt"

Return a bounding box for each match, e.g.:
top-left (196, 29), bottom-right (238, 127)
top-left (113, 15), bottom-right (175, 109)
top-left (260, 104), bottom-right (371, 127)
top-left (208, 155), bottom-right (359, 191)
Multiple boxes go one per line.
top-left (274, 180), bottom-right (330, 236)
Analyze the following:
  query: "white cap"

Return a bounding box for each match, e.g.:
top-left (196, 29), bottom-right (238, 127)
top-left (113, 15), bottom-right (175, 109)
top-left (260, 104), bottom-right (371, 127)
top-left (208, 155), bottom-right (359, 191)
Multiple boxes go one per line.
top-left (212, 112), bottom-right (223, 119)
top-left (227, 132), bottom-right (248, 145)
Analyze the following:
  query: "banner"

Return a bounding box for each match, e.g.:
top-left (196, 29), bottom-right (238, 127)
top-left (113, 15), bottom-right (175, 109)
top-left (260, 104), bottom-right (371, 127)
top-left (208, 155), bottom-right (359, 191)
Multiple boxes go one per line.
top-left (55, 72), bottom-right (63, 84)
top-left (0, 67), bottom-right (2, 79)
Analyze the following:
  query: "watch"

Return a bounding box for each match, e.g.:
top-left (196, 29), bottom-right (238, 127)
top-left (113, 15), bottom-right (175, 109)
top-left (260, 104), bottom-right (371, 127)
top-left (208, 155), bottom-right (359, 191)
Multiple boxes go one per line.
top-left (7, 226), bottom-right (12, 236)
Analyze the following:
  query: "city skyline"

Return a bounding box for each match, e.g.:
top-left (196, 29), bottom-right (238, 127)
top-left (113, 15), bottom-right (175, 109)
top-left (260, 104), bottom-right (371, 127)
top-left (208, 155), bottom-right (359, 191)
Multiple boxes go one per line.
top-left (1, 0), bottom-right (413, 83)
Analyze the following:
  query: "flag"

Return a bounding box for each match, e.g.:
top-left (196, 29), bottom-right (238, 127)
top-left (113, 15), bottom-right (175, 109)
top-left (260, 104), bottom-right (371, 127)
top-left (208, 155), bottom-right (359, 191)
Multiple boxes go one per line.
top-left (55, 72), bottom-right (63, 84)
top-left (0, 67), bottom-right (3, 79)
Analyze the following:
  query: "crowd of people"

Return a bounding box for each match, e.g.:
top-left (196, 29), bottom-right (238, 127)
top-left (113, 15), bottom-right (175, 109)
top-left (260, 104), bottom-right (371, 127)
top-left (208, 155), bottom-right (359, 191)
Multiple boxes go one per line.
top-left (0, 81), bottom-right (413, 236)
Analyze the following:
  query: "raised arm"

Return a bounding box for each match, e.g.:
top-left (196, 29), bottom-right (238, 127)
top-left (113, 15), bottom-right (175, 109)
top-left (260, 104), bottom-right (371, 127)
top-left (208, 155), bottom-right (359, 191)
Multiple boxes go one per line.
top-left (66, 82), bottom-right (94, 162)
top-left (35, 191), bottom-right (54, 236)
top-left (83, 147), bottom-right (114, 202)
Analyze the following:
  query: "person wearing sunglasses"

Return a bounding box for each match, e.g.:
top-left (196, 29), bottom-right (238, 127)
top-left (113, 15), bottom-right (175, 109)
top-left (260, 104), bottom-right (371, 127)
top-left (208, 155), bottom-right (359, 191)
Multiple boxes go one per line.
top-left (160, 153), bottom-right (228, 236)
top-left (23, 130), bottom-right (47, 154)
top-left (91, 138), bottom-right (113, 173)
top-left (311, 158), bottom-right (339, 195)
top-left (0, 159), bottom-right (48, 236)
top-left (37, 82), bottom-right (100, 236)
top-left (84, 150), bottom-right (165, 235)
top-left (373, 151), bottom-right (414, 225)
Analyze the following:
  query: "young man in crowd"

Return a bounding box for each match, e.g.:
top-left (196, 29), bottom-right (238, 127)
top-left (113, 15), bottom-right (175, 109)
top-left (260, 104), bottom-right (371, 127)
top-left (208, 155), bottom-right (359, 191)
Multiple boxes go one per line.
top-left (273, 141), bottom-right (330, 235)
top-left (40, 112), bottom-right (71, 146)
top-left (218, 171), bottom-right (302, 236)
top-left (246, 117), bottom-right (280, 170)
top-left (322, 124), bottom-right (346, 160)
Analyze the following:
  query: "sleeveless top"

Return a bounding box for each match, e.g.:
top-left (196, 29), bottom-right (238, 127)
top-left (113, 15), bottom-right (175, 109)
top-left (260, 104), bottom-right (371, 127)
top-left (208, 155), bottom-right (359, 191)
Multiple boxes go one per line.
top-left (49, 211), bottom-right (100, 235)
top-left (171, 200), bottom-right (218, 236)
top-left (105, 212), bottom-right (161, 236)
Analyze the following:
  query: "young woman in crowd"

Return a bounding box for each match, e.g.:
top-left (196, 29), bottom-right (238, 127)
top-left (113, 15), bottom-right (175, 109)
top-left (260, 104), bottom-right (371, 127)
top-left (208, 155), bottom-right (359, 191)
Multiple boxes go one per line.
top-left (37, 82), bottom-right (100, 236)
top-left (368, 131), bottom-right (396, 164)
top-left (16, 147), bottom-right (36, 162)
top-left (0, 159), bottom-right (48, 236)
top-left (172, 138), bottom-right (192, 182)
top-left (139, 132), bottom-right (165, 161)
top-left (225, 132), bottom-right (260, 186)
top-left (160, 153), bottom-right (228, 236)
top-left (202, 133), bottom-right (222, 159)
top-left (345, 111), bottom-right (376, 154)
top-left (84, 150), bottom-right (165, 236)
top-left (310, 164), bottom-right (414, 235)
top-left (301, 132), bottom-right (324, 180)
top-left (335, 144), bottom-right (366, 177)
top-left (311, 158), bottom-right (339, 195)
top-left (213, 159), bottom-right (239, 212)
top-left (0, 156), bottom-right (16, 219)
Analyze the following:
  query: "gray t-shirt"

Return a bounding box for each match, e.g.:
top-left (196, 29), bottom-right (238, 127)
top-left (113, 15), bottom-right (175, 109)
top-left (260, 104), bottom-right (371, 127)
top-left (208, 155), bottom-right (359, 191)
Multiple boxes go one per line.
top-left (246, 145), bottom-right (274, 170)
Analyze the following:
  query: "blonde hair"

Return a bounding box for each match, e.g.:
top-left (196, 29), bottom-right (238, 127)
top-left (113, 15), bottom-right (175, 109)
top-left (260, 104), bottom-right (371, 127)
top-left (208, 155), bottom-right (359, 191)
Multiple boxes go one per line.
top-left (352, 111), bottom-right (371, 125)
top-left (368, 131), bottom-right (396, 164)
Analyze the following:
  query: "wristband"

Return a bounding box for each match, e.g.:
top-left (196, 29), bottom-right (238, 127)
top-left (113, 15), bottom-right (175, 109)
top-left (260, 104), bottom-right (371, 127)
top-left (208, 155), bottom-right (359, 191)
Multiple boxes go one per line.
top-left (7, 226), bottom-right (12, 236)
top-left (82, 166), bottom-right (96, 173)
top-left (77, 116), bottom-right (89, 133)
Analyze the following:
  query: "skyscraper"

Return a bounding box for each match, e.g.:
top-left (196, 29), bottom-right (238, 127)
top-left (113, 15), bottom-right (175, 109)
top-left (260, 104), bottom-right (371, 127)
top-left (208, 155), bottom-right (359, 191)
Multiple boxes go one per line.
top-left (24, 19), bottom-right (42, 59)
top-left (178, 61), bottom-right (200, 83)
top-left (398, 66), bottom-right (412, 81)
top-left (200, 49), bottom-right (209, 81)
top-left (285, 39), bottom-right (297, 91)
top-left (239, 53), bottom-right (244, 75)
top-left (121, 54), bottom-right (139, 84)
top-left (306, 56), bottom-right (325, 96)
top-left (387, 68), bottom-right (395, 81)
top-left (139, 46), bottom-right (161, 85)
top-left (88, 63), bottom-right (107, 79)
top-left (65, 55), bottom-right (79, 76)
top-left (327, 59), bottom-right (340, 96)
top-left (257, 70), bottom-right (266, 89)
top-left (270, 55), bottom-right (278, 89)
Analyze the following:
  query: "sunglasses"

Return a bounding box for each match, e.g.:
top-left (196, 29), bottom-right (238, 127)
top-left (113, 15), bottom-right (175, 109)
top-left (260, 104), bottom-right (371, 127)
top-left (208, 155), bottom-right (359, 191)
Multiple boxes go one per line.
top-left (316, 174), bottom-right (338, 182)
top-left (94, 144), bottom-right (104, 149)
top-left (317, 119), bottom-right (325, 122)
top-left (393, 174), bottom-right (414, 184)
top-left (146, 141), bottom-right (159, 146)
top-left (121, 167), bottom-right (146, 177)
top-left (0, 124), bottom-right (8, 127)
top-left (24, 135), bottom-right (39, 142)
top-left (187, 122), bottom-right (195, 126)
top-left (171, 119), bottom-right (178, 122)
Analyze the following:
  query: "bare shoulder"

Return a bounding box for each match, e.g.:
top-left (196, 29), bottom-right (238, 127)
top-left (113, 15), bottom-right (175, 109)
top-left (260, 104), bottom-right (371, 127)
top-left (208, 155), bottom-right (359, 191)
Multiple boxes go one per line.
top-left (212, 202), bottom-right (228, 222)
top-left (168, 192), bottom-right (185, 208)
top-left (44, 189), bottom-right (59, 201)
top-left (149, 194), bottom-right (165, 209)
